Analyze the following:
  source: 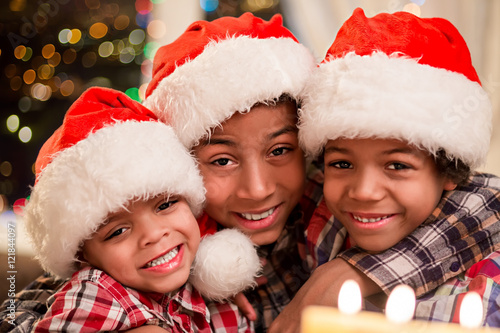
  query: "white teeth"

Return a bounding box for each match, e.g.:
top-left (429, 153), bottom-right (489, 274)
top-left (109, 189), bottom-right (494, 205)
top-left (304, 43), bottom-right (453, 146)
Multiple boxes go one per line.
top-left (146, 247), bottom-right (179, 268)
top-left (240, 207), bottom-right (275, 221)
top-left (353, 215), bottom-right (389, 223)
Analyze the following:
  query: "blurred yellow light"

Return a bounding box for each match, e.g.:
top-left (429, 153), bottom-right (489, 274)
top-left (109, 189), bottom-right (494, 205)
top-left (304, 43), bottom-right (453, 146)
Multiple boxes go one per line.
top-left (129, 29), bottom-right (145, 45)
top-left (19, 126), bottom-right (32, 143)
top-left (60, 80), bottom-right (75, 96)
top-left (10, 76), bottom-right (22, 91)
top-left (5, 64), bottom-right (17, 78)
top-left (22, 47), bottom-right (33, 61)
top-left (82, 52), bottom-right (97, 68)
top-left (10, 0), bottom-right (26, 11)
top-left (14, 45), bottom-right (26, 59)
top-left (89, 22), bottom-right (108, 39)
top-left (48, 52), bottom-right (61, 67)
top-left (42, 44), bottom-right (55, 59)
top-left (98, 41), bottom-right (114, 57)
top-left (38, 64), bottom-right (55, 80)
top-left (6, 115), bottom-right (20, 133)
top-left (23, 69), bottom-right (36, 84)
top-left (85, 0), bottom-right (100, 9)
top-left (69, 29), bottom-right (82, 44)
top-left (63, 49), bottom-right (77, 64)
top-left (0, 161), bottom-right (13, 177)
top-left (114, 15), bottom-right (130, 30)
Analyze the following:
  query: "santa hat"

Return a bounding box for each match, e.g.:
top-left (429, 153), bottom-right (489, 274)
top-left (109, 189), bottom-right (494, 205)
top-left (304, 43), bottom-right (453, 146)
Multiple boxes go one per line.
top-left (24, 87), bottom-right (206, 279)
top-left (143, 12), bottom-right (316, 148)
top-left (298, 8), bottom-right (492, 169)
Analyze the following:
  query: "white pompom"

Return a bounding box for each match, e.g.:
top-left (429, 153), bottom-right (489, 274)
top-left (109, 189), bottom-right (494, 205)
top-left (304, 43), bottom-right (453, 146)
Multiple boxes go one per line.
top-left (189, 228), bottom-right (261, 302)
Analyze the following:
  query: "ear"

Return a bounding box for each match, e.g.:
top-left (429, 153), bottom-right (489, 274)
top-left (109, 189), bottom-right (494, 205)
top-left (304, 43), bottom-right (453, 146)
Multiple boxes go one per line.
top-left (444, 179), bottom-right (458, 191)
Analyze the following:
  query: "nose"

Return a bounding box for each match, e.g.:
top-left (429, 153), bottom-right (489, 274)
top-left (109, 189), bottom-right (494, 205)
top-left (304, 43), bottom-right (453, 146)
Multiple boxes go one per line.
top-left (348, 168), bottom-right (385, 202)
top-left (235, 160), bottom-right (275, 201)
top-left (138, 217), bottom-right (169, 248)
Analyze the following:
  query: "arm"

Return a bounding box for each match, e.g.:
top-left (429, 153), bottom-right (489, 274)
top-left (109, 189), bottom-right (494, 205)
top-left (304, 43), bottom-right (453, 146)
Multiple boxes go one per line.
top-left (270, 173), bottom-right (500, 333)
top-left (268, 258), bottom-right (380, 333)
top-left (0, 273), bottom-right (68, 333)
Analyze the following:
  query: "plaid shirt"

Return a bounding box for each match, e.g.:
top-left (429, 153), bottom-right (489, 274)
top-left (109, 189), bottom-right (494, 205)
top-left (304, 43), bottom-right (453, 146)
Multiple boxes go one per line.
top-left (414, 250), bottom-right (500, 326)
top-left (33, 267), bottom-right (250, 333)
top-left (307, 172), bottom-right (500, 297)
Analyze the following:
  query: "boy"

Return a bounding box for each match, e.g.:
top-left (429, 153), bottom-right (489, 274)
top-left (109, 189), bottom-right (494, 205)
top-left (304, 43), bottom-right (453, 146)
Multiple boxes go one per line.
top-left (297, 8), bottom-right (500, 326)
top-left (26, 87), bottom-right (260, 332)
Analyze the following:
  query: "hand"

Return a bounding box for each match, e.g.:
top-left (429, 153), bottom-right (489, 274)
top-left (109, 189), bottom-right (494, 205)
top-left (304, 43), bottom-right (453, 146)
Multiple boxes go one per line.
top-left (268, 258), bottom-right (381, 333)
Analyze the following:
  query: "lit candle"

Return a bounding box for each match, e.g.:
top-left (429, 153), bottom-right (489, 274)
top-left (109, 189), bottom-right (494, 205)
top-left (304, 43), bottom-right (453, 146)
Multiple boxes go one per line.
top-left (385, 284), bottom-right (415, 324)
top-left (301, 282), bottom-right (499, 333)
top-left (459, 291), bottom-right (483, 329)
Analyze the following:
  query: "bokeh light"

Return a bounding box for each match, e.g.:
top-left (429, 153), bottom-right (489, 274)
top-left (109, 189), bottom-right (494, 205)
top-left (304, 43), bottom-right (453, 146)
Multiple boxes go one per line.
top-left (200, 0), bottom-right (219, 12)
top-left (5, 64), bottom-right (17, 78)
top-left (14, 45), bottom-right (26, 59)
top-left (135, 12), bottom-right (149, 29)
top-left (0, 161), bottom-right (13, 177)
top-left (98, 41), bottom-right (114, 57)
top-left (48, 52), bottom-right (61, 67)
top-left (18, 96), bottom-right (32, 112)
top-left (69, 29), bottom-right (82, 44)
top-left (125, 87), bottom-right (140, 101)
top-left (114, 15), bottom-right (130, 30)
top-left (147, 20), bottom-right (166, 40)
top-left (59, 29), bottom-right (71, 44)
top-left (10, 76), bottom-right (22, 91)
top-left (135, 0), bottom-right (153, 14)
top-left (21, 47), bottom-right (33, 61)
top-left (129, 29), bottom-right (146, 45)
top-left (31, 83), bottom-right (52, 101)
top-left (18, 126), bottom-right (32, 143)
top-left (119, 47), bottom-right (135, 64)
top-left (141, 59), bottom-right (152, 77)
top-left (23, 69), bottom-right (36, 84)
top-left (63, 48), bottom-right (77, 64)
top-left (89, 22), bottom-right (108, 39)
top-left (38, 64), bottom-right (55, 80)
top-left (143, 41), bottom-right (159, 60)
top-left (60, 80), bottom-right (75, 96)
top-left (82, 52), bottom-right (97, 68)
top-left (42, 44), bottom-right (55, 59)
top-left (6, 115), bottom-right (20, 133)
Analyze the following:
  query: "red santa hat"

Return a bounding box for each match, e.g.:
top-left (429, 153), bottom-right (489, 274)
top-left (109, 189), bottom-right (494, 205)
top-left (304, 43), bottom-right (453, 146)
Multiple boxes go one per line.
top-left (299, 8), bottom-right (492, 169)
top-left (143, 12), bottom-right (316, 148)
top-left (24, 87), bottom-right (206, 279)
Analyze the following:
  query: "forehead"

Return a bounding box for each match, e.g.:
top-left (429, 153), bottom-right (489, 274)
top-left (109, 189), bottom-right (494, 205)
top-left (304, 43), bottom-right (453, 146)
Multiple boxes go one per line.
top-left (211, 101), bottom-right (298, 136)
top-left (325, 137), bottom-right (422, 154)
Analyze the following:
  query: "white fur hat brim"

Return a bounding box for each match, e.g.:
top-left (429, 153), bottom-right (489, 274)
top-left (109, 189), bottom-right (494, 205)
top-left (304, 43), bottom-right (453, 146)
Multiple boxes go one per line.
top-left (144, 36), bottom-right (316, 148)
top-left (298, 52), bottom-right (492, 169)
top-left (24, 121), bottom-right (205, 278)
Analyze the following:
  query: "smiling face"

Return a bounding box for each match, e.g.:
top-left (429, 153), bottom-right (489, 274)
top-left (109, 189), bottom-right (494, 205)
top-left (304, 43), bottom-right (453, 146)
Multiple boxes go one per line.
top-left (323, 138), bottom-right (457, 253)
top-left (193, 102), bottom-right (306, 245)
top-left (82, 195), bottom-right (200, 293)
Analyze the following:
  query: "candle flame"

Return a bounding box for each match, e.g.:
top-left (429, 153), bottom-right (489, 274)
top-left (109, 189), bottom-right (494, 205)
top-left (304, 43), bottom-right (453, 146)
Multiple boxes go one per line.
top-left (385, 284), bottom-right (416, 324)
top-left (459, 291), bottom-right (483, 329)
top-left (338, 279), bottom-right (362, 315)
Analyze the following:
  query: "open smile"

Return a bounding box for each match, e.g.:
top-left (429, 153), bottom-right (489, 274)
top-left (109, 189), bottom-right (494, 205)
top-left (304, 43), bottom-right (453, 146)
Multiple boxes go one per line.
top-left (239, 207), bottom-right (275, 221)
top-left (352, 214), bottom-right (393, 223)
top-left (144, 245), bottom-right (180, 268)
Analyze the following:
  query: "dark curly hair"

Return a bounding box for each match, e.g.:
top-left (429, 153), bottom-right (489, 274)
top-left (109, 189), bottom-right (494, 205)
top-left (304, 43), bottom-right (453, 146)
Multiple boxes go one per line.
top-left (434, 150), bottom-right (471, 186)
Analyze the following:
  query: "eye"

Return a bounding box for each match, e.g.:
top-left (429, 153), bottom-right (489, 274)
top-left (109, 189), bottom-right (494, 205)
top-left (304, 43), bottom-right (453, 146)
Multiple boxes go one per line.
top-left (269, 146), bottom-right (292, 157)
top-left (330, 161), bottom-right (352, 169)
top-left (158, 199), bottom-right (178, 212)
top-left (387, 162), bottom-right (410, 170)
top-left (211, 158), bottom-right (234, 166)
top-left (105, 227), bottom-right (127, 241)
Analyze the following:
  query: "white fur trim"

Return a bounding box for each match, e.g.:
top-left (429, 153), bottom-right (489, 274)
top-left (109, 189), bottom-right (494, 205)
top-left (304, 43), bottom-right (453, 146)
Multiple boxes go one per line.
top-left (24, 121), bottom-right (205, 278)
top-left (144, 36), bottom-right (316, 148)
top-left (299, 52), bottom-right (492, 169)
top-left (189, 229), bottom-right (261, 301)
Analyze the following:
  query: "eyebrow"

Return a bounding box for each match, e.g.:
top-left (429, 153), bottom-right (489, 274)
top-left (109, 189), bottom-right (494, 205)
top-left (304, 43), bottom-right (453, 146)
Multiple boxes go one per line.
top-left (199, 125), bottom-right (297, 147)
top-left (324, 145), bottom-right (419, 156)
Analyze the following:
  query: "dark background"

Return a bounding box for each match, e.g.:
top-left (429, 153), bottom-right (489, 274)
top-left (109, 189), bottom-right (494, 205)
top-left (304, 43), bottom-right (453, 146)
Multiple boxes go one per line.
top-left (0, 0), bottom-right (284, 212)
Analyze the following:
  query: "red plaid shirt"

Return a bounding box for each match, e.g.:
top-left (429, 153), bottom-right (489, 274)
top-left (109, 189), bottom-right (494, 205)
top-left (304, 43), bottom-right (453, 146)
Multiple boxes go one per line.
top-left (34, 267), bottom-right (251, 332)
